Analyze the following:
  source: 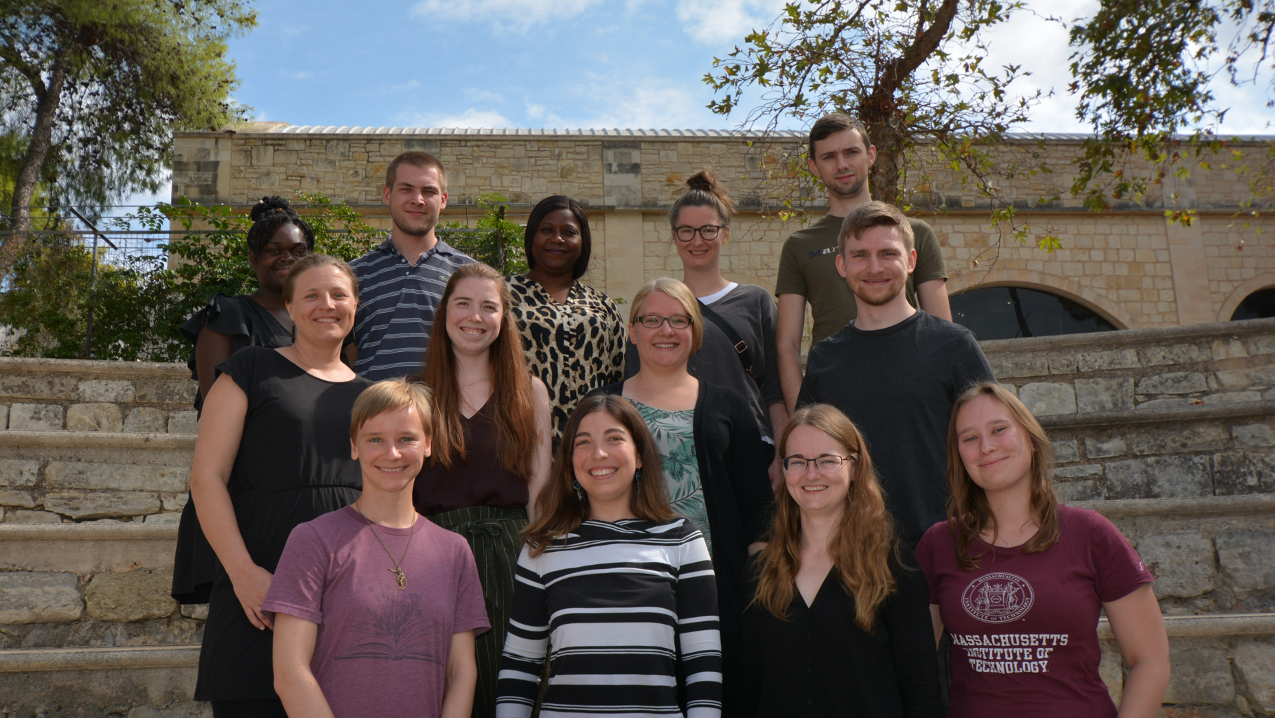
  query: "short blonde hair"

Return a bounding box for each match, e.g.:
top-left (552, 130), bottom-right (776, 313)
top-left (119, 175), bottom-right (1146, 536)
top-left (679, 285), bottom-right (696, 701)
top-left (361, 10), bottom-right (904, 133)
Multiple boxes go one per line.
top-left (282, 253), bottom-right (359, 304)
top-left (349, 379), bottom-right (433, 442)
top-left (838, 201), bottom-right (915, 256)
top-left (629, 277), bottom-right (703, 356)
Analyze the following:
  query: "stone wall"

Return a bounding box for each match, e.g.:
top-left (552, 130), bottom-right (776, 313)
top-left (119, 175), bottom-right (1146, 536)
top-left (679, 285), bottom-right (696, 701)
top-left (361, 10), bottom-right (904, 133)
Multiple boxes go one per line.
top-left (172, 125), bottom-right (1275, 329)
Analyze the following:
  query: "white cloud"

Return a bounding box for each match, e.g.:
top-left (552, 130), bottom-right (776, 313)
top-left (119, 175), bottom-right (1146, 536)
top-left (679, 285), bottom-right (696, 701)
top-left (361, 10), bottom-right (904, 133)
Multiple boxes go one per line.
top-left (400, 108), bottom-right (515, 128)
top-left (466, 88), bottom-right (505, 103)
top-left (673, 0), bottom-right (786, 45)
top-left (386, 79), bottom-right (422, 93)
top-left (517, 76), bottom-right (712, 129)
top-left (280, 69), bottom-right (315, 80)
top-left (410, 0), bottom-right (602, 31)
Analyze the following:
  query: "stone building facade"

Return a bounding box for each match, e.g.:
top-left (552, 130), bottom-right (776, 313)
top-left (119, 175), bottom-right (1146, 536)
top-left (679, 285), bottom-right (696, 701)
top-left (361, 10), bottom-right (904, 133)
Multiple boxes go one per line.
top-left (171, 124), bottom-right (1274, 329)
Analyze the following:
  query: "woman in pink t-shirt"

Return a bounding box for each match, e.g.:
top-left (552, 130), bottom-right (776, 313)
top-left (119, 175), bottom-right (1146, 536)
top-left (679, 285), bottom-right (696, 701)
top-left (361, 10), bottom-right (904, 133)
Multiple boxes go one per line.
top-left (914, 381), bottom-right (1169, 718)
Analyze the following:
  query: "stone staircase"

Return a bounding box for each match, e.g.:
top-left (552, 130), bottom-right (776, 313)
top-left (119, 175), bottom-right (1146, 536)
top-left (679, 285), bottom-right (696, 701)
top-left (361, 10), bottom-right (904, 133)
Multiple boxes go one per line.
top-left (0, 319), bottom-right (1272, 716)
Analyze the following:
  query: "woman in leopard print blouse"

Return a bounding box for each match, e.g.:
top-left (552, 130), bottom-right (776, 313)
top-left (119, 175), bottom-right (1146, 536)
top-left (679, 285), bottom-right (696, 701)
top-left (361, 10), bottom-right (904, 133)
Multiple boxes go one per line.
top-left (509, 195), bottom-right (626, 448)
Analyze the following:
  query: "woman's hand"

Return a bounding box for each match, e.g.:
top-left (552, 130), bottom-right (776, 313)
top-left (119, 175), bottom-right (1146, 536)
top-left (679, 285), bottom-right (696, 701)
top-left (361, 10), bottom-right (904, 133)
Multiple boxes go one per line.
top-left (231, 563), bottom-right (275, 630)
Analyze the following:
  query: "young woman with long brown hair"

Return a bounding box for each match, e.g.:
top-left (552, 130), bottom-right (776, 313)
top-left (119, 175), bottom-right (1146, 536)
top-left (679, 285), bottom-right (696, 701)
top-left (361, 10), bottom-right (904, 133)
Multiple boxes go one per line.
top-left (495, 394), bottom-right (722, 718)
top-left (411, 262), bottom-right (552, 718)
top-left (740, 404), bottom-right (942, 717)
top-left (914, 381), bottom-right (1169, 718)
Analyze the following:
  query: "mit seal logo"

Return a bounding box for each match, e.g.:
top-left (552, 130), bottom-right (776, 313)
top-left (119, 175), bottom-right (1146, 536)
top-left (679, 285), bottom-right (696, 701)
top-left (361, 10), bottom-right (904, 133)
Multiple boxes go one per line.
top-left (961, 572), bottom-right (1034, 624)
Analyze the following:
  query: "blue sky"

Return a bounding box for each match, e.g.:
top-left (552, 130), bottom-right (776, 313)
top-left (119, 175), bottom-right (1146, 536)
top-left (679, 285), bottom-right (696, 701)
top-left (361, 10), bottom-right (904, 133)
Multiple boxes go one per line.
top-left (119, 0), bottom-right (1271, 211)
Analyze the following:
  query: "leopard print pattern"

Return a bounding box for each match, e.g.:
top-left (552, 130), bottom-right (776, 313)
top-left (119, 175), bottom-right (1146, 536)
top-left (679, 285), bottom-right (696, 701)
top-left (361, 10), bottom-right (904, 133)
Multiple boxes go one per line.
top-left (508, 274), bottom-right (627, 448)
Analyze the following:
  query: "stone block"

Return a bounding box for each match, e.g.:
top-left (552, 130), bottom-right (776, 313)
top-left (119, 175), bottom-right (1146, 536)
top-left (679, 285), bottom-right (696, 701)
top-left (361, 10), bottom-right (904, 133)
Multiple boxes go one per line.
top-left (1076, 378), bottom-right (1134, 413)
top-left (1244, 333), bottom-right (1274, 356)
top-left (989, 355), bottom-right (1048, 379)
top-left (162, 494), bottom-right (189, 511)
top-left (144, 512), bottom-right (182, 523)
top-left (8, 402), bottom-right (63, 430)
top-left (0, 403), bottom-right (7, 429)
top-left (1135, 372), bottom-right (1208, 395)
top-left (1054, 463), bottom-right (1103, 479)
top-left (66, 403), bottom-right (123, 432)
top-left (1164, 643), bottom-right (1235, 705)
top-left (1138, 532), bottom-right (1215, 598)
top-left (1234, 640), bottom-right (1275, 709)
top-left (0, 375), bottom-right (79, 401)
top-left (42, 492), bottom-right (162, 519)
top-left (1134, 397), bottom-right (1192, 411)
top-left (77, 379), bottom-right (135, 403)
top-left (1129, 423), bottom-right (1228, 456)
top-left (1018, 382), bottom-right (1076, 416)
top-left (998, 383), bottom-right (1018, 397)
top-left (1214, 367), bottom-right (1275, 391)
top-left (181, 603), bottom-right (209, 620)
top-left (168, 410), bottom-right (199, 435)
top-left (1203, 391), bottom-right (1264, 404)
top-left (0, 459), bottom-right (39, 487)
top-left (1142, 342), bottom-right (1210, 366)
top-left (1077, 349), bottom-right (1139, 372)
top-left (1051, 440), bottom-right (1078, 463)
top-left (1047, 353), bottom-right (1077, 374)
top-left (1213, 451), bottom-right (1276, 494)
top-left (1232, 424), bottom-right (1274, 448)
top-left (1086, 437), bottom-right (1127, 458)
top-left (85, 569), bottom-right (177, 622)
top-left (1105, 455), bottom-right (1212, 498)
top-left (1215, 532), bottom-right (1274, 595)
top-left (124, 407), bottom-right (166, 433)
top-left (0, 489), bottom-right (36, 508)
top-left (45, 462), bottom-right (190, 493)
top-left (1055, 480), bottom-right (1103, 502)
top-left (1212, 337), bottom-right (1249, 360)
top-left (0, 573), bottom-right (83, 623)
top-left (1098, 643), bottom-right (1123, 705)
top-left (251, 145), bottom-right (273, 166)
top-left (134, 378), bottom-right (198, 404)
top-left (4, 509), bottom-right (62, 523)
top-left (129, 705), bottom-right (213, 718)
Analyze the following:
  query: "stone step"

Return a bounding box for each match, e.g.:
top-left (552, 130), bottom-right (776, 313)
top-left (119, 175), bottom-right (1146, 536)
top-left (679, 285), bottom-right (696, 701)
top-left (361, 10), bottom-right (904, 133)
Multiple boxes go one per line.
top-left (0, 613), bottom-right (1267, 717)
top-left (0, 356), bottom-right (197, 434)
top-left (982, 317), bottom-right (1274, 415)
top-left (0, 431), bottom-right (193, 524)
top-left (1042, 401), bottom-right (1274, 502)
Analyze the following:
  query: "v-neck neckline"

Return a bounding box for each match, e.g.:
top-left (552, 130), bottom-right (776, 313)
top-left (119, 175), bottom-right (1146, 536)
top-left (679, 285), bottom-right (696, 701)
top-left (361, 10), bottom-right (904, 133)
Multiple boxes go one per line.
top-left (797, 567), bottom-right (836, 610)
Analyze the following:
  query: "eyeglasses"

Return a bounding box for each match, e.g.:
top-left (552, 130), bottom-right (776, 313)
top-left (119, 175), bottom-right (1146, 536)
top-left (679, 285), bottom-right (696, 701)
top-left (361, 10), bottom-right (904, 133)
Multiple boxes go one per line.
top-left (674, 224), bottom-right (725, 242)
top-left (780, 453), bottom-right (858, 474)
top-left (634, 314), bottom-right (694, 330)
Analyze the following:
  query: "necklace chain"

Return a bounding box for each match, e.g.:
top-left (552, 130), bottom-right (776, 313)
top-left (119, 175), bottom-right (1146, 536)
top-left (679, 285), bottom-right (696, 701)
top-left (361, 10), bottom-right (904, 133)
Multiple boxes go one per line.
top-left (352, 502), bottom-right (415, 590)
top-left (992, 519), bottom-right (1034, 548)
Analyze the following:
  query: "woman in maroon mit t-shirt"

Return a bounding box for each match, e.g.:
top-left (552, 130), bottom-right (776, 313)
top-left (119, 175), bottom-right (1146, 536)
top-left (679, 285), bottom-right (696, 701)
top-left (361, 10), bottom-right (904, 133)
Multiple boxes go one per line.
top-left (915, 381), bottom-right (1170, 718)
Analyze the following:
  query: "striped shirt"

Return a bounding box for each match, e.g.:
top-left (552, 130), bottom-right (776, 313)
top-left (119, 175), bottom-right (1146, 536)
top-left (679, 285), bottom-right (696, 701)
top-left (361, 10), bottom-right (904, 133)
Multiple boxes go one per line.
top-left (348, 235), bottom-right (475, 381)
top-left (496, 518), bottom-right (722, 718)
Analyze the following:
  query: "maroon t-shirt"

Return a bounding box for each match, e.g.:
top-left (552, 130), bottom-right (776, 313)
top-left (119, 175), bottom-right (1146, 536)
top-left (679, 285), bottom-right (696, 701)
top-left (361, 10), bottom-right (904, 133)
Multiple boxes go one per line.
top-left (914, 505), bottom-right (1153, 718)
top-left (263, 506), bottom-right (490, 718)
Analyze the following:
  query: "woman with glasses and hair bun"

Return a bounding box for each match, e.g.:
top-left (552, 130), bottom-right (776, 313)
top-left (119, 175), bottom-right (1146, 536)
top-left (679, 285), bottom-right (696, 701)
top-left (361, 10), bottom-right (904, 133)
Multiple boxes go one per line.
top-left (508, 195), bottom-right (626, 449)
top-left (591, 276), bottom-right (773, 718)
top-left (625, 171), bottom-right (788, 492)
top-left (740, 404), bottom-right (942, 717)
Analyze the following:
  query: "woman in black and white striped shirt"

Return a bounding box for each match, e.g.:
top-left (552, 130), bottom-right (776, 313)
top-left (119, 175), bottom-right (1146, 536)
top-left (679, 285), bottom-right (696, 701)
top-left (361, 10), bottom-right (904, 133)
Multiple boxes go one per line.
top-left (495, 393), bottom-right (722, 718)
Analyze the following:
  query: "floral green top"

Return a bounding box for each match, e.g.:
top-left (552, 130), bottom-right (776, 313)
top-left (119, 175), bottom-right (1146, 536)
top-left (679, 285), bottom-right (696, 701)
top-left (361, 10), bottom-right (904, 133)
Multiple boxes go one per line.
top-left (631, 400), bottom-right (711, 554)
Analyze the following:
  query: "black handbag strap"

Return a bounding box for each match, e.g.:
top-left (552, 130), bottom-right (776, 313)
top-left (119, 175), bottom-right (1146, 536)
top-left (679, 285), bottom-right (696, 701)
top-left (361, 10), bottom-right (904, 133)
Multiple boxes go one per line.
top-left (697, 298), bottom-right (759, 385)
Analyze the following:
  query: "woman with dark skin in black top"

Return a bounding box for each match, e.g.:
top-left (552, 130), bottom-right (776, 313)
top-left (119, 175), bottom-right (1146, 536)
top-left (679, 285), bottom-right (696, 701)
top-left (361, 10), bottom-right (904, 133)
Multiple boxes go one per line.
top-left (173, 197), bottom-right (315, 607)
top-left (741, 404), bottom-right (941, 718)
top-left (190, 254), bottom-right (371, 718)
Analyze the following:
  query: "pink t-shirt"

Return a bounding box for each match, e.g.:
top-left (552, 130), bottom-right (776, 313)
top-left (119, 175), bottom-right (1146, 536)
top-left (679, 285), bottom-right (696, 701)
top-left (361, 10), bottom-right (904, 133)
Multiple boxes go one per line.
top-left (914, 505), bottom-right (1153, 718)
top-left (263, 506), bottom-right (490, 718)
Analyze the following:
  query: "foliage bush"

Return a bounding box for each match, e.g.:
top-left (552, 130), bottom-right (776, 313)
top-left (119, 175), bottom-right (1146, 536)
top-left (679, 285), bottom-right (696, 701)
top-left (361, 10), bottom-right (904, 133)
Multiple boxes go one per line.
top-left (0, 192), bottom-right (526, 362)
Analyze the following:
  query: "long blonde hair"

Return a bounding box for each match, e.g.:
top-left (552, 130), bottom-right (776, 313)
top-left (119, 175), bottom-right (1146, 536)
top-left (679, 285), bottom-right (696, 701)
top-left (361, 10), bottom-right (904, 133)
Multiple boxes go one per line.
top-left (751, 405), bottom-right (897, 631)
top-left (946, 381), bottom-right (1060, 570)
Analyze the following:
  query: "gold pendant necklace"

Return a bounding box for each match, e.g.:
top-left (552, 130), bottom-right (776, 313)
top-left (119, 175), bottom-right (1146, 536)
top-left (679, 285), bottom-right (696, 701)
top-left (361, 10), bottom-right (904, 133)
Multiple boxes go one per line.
top-left (353, 502), bottom-right (415, 590)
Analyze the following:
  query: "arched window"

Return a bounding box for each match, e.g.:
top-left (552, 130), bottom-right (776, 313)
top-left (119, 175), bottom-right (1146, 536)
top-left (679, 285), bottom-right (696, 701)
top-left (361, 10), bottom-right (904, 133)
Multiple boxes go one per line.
top-left (950, 286), bottom-right (1117, 341)
top-left (1230, 288), bottom-right (1274, 321)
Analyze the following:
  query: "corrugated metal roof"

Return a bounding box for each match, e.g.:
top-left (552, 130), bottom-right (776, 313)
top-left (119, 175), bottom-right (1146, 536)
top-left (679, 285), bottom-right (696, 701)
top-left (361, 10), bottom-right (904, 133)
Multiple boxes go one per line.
top-left (260, 125), bottom-right (1272, 142)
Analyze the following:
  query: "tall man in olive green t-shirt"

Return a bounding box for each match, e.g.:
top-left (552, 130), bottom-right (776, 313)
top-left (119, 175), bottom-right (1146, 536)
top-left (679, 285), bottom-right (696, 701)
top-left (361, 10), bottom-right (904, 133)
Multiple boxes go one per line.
top-left (775, 113), bottom-right (951, 410)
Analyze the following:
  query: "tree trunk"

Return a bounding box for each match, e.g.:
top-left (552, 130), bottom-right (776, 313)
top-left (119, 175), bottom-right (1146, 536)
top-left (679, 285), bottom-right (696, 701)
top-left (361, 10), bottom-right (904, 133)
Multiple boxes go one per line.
top-left (5, 54), bottom-right (70, 264)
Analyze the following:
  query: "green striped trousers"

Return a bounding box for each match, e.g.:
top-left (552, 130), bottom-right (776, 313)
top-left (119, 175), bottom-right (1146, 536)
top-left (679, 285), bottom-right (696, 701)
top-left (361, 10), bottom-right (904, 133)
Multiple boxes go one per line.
top-left (428, 505), bottom-right (527, 718)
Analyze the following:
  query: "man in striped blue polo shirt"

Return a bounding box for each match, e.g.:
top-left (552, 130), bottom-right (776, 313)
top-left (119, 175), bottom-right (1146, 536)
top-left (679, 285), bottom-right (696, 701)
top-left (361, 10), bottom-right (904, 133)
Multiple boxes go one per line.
top-left (344, 151), bottom-right (475, 380)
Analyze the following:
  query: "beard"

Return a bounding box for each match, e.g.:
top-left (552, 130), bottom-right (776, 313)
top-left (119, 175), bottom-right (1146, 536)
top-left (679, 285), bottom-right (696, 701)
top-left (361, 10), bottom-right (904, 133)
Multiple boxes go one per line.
top-left (851, 274), bottom-right (906, 307)
top-left (390, 205), bottom-right (438, 237)
top-left (827, 174), bottom-right (867, 199)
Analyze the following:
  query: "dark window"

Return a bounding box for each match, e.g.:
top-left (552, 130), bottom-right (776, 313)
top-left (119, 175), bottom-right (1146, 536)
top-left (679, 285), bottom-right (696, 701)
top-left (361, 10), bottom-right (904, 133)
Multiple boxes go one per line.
top-left (950, 286), bottom-right (1117, 341)
top-left (1230, 289), bottom-right (1274, 321)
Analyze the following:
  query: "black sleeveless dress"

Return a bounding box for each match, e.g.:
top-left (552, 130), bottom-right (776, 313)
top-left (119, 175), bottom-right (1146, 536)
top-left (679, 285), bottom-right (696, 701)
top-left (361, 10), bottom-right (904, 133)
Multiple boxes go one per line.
top-left (173, 294), bottom-right (292, 605)
top-left (193, 347), bottom-right (371, 702)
